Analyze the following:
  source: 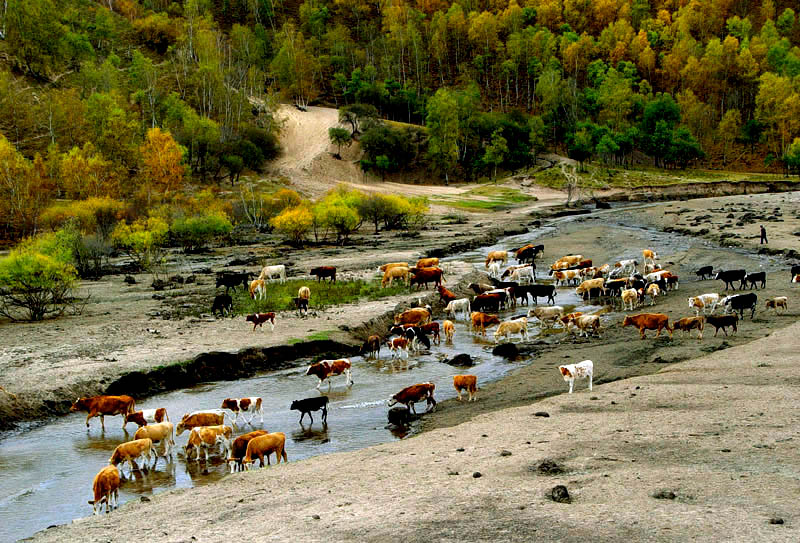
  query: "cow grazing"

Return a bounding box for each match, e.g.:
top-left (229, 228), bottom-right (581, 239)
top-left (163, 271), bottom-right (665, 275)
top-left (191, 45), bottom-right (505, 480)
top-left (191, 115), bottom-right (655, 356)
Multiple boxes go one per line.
top-left (243, 432), bottom-right (287, 470)
top-left (559, 360), bottom-right (593, 394)
top-left (470, 311), bottom-right (501, 336)
top-left (249, 279), bottom-right (266, 300)
top-left (715, 269), bottom-right (746, 290)
top-left (494, 317), bottom-right (529, 343)
top-left (246, 312), bottom-right (275, 331)
top-left (185, 425), bottom-right (233, 462)
top-left (290, 396), bottom-right (329, 425)
top-left (310, 266), bottom-right (336, 283)
top-left (485, 251), bottom-right (507, 268)
top-left (468, 282), bottom-right (495, 294)
top-left (211, 294), bottom-right (233, 317)
top-left (695, 266), bottom-right (714, 280)
top-left (576, 278), bottom-right (605, 300)
top-left (453, 375), bottom-right (478, 402)
top-left (88, 465), bottom-right (120, 515)
top-left (109, 438), bottom-right (153, 475)
top-left (410, 267), bottom-right (445, 289)
top-left (361, 335), bottom-right (381, 359)
top-left (71, 395), bottom-right (136, 430)
top-left (706, 314), bottom-right (738, 336)
top-left (176, 411), bottom-right (226, 436)
top-left (221, 397), bottom-right (263, 424)
top-left (306, 359), bottom-right (353, 390)
top-left (134, 422), bottom-right (175, 457)
top-left (258, 264), bottom-right (286, 284)
top-left (743, 271), bottom-right (766, 290)
top-left (528, 305), bottom-right (565, 328)
top-left (566, 314), bottom-right (601, 338)
top-left (388, 382), bottom-right (436, 414)
top-left (417, 257), bottom-right (440, 269)
top-left (216, 271), bottom-right (250, 293)
top-left (442, 320), bottom-right (455, 343)
top-left (437, 285), bottom-right (458, 304)
top-left (382, 266), bottom-right (409, 287)
top-left (688, 293), bottom-right (721, 316)
top-left (124, 407), bottom-right (169, 428)
top-left (445, 299), bottom-right (471, 321)
top-left (622, 313), bottom-right (672, 339)
top-left (674, 316), bottom-right (704, 340)
top-left (227, 430), bottom-right (269, 473)
top-left (765, 296), bottom-right (788, 314)
top-left (387, 337), bottom-right (410, 359)
top-left (723, 292), bottom-right (758, 319)
top-left (621, 288), bottom-right (638, 310)
top-left (394, 306), bottom-right (431, 326)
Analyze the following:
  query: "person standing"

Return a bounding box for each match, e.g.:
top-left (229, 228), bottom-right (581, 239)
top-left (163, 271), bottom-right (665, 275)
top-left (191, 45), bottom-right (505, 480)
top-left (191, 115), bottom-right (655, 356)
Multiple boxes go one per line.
top-left (760, 225), bottom-right (768, 244)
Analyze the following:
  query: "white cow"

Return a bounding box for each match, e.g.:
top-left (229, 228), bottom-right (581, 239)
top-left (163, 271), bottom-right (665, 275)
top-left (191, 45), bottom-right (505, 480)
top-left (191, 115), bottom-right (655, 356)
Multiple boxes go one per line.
top-left (558, 360), bottom-right (593, 393)
top-left (258, 264), bottom-right (286, 284)
top-left (445, 298), bottom-right (472, 321)
top-left (510, 265), bottom-right (535, 284)
top-left (488, 261), bottom-right (502, 279)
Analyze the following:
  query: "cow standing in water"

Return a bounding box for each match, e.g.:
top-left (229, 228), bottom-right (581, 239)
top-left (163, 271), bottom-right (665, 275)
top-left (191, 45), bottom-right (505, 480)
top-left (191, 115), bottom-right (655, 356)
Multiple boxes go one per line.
top-left (306, 359), bottom-right (353, 390)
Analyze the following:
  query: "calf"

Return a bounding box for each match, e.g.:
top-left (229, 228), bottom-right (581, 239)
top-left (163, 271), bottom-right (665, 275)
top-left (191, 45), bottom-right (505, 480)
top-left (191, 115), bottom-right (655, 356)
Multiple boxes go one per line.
top-left (442, 320), bottom-right (455, 343)
top-left (124, 407), bottom-right (169, 428)
top-left (453, 375), bottom-right (478, 402)
top-left (185, 425), bottom-right (233, 462)
top-left (243, 432), bottom-right (287, 470)
top-left (88, 465), bottom-right (120, 515)
top-left (134, 421), bottom-right (175, 457)
top-left (558, 360), bottom-right (593, 394)
top-left (211, 294), bottom-right (233, 317)
top-left (221, 397), bottom-right (263, 424)
top-left (246, 312), bottom-right (275, 331)
top-left (387, 337), bottom-right (410, 359)
top-left (437, 285), bottom-right (458, 304)
top-left (706, 314), bottom-right (738, 336)
top-left (743, 271), bottom-right (766, 289)
top-left (765, 296), bottom-right (788, 314)
top-left (388, 382), bottom-right (436, 414)
top-left (306, 359), bottom-right (354, 390)
top-left (227, 430), bottom-right (269, 473)
top-left (109, 438), bottom-right (153, 475)
top-left (494, 317), bottom-right (529, 343)
top-left (361, 335), bottom-right (381, 359)
top-left (290, 396), bottom-right (329, 425)
top-left (695, 266), bottom-right (714, 280)
top-left (71, 395), bottom-right (136, 430)
top-left (176, 411), bottom-right (226, 436)
top-left (470, 311), bottom-right (501, 336)
top-left (674, 316), bottom-right (704, 340)
top-left (715, 269), bottom-right (746, 290)
top-left (622, 313), bottom-right (672, 339)
top-left (310, 266), bottom-right (336, 283)
top-left (566, 314), bottom-right (601, 338)
top-left (723, 292), bottom-right (758, 319)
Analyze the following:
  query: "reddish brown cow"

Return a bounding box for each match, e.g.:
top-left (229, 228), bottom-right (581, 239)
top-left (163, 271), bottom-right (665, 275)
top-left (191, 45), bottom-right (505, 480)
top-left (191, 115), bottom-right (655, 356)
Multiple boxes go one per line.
top-left (88, 465), bottom-right (120, 515)
top-left (622, 313), bottom-right (673, 339)
top-left (123, 407), bottom-right (169, 428)
top-left (674, 316), bottom-right (704, 339)
top-left (246, 312), bottom-right (275, 331)
top-left (419, 322), bottom-right (441, 345)
top-left (71, 395), bottom-right (136, 430)
top-left (227, 430), bottom-right (269, 473)
top-left (310, 266), bottom-right (336, 283)
top-left (306, 359), bottom-right (354, 390)
top-left (437, 285), bottom-right (458, 304)
top-left (388, 382), bottom-right (436, 414)
top-left (410, 267), bottom-right (445, 289)
top-left (470, 311), bottom-right (501, 336)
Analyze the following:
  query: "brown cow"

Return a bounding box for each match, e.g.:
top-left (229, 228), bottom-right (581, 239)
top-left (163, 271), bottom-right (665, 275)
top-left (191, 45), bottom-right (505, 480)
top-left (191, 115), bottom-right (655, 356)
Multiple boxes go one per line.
top-left (185, 425), bottom-right (233, 462)
top-left (674, 316), bottom-right (704, 340)
top-left (485, 251), bottom-right (507, 268)
top-left (310, 266), bottom-right (336, 283)
top-left (437, 284), bottom-right (458, 304)
top-left (88, 465), bottom-right (120, 515)
top-left (109, 438), bottom-right (153, 474)
top-left (382, 266), bottom-right (409, 288)
top-left (133, 422), bottom-right (175, 458)
top-left (394, 306), bottom-right (432, 326)
top-left (379, 262), bottom-right (409, 273)
top-left (419, 322), bottom-right (441, 345)
top-left (361, 335), bottom-right (382, 358)
top-left (442, 320), bottom-right (455, 343)
top-left (453, 375), bottom-right (477, 402)
top-left (246, 312), bottom-right (275, 331)
top-left (71, 395), bottom-right (136, 430)
top-left (470, 311), bottom-right (501, 336)
top-left (416, 257), bottom-right (439, 269)
top-left (124, 407), bottom-right (169, 428)
top-left (176, 411), bottom-right (226, 436)
top-left (622, 313), bottom-right (673, 339)
top-left (243, 432), bottom-right (288, 470)
top-left (306, 359), bottom-right (353, 390)
top-left (410, 267), bottom-right (445, 289)
top-left (227, 430), bottom-right (269, 473)
top-left (388, 382), bottom-right (436, 414)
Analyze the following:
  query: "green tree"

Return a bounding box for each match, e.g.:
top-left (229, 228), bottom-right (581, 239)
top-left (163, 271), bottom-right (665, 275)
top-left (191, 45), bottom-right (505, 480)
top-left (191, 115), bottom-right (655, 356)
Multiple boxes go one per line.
top-left (170, 212), bottom-right (233, 252)
top-left (339, 103), bottom-right (378, 136)
top-left (328, 127), bottom-right (352, 159)
top-left (426, 88), bottom-right (459, 184)
top-left (784, 137), bottom-right (800, 176)
top-left (484, 129), bottom-right (509, 181)
top-left (111, 217), bottom-right (169, 271)
top-left (718, 109), bottom-right (742, 166)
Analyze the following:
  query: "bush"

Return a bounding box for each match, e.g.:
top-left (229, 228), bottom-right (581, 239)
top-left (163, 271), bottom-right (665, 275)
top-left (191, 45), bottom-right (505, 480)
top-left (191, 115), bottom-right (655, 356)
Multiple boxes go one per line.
top-left (170, 211), bottom-right (233, 252)
top-left (270, 204), bottom-right (313, 246)
top-left (0, 229), bottom-right (80, 321)
top-left (39, 197), bottom-right (126, 239)
top-left (111, 216), bottom-right (169, 270)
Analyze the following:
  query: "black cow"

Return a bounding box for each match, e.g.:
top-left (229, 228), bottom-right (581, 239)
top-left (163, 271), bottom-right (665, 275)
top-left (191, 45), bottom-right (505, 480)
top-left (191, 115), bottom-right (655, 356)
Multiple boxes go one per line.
top-left (216, 271), bottom-right (250, 293)
top-left (706, 314), bottom-right (738, 337)
top-left (714, 269), bottom-right (746, 290)
top-left (791, 265), bottom-right (800, 282)
top-left (488, 278), bottom-right (519, 290)
top-left (211, 294), bottom-right (233, 317)
top-left (743, 271), bottom-right (766, 289)
top-left (290, 396), bottom-right (329, 424)
top-left (387, 406), bottom-right (412, 427)
top-left (695, 266), bottom-right (714, 280)
top-left (604, 279), bottom-right (628, 296)
top-left (515, 244), bottom-right (544, 264)
top-left (518, 283), bottom-right (557, 305)
top-left (293, 296), bottom-right (309, 315)
top-left (724, 293), bottom-right (758, 319)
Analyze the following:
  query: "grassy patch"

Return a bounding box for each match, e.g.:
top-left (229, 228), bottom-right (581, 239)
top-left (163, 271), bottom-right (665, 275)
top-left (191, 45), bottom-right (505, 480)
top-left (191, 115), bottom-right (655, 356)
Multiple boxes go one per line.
top-left (230, 278), bottom-right (409, 315)
top-left (288, 330), bottom-right (333, 345)
top-left (432, 184), bottom-right (536, 212)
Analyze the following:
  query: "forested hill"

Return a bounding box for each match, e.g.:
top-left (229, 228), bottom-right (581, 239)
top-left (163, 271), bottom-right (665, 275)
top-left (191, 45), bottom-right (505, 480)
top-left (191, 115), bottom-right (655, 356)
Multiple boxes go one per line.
top-left (1, 0), bottom-right (800, 241)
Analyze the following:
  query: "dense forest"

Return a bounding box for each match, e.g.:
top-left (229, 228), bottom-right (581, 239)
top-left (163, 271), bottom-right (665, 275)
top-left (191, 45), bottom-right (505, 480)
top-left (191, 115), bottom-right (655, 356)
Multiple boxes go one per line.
top-left (1, 0), bottom-right (800, 244)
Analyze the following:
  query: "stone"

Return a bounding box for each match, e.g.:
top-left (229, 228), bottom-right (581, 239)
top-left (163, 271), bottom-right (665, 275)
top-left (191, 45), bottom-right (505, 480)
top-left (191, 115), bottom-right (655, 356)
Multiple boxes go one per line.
top-left (472, 472), bottom-right (482, 478)
top-left (492, 343), bottom-right (519, 359)
top-left (500, 450), bottom-right (512, 457)
top-left (769, 518), bottom-right (784, 525)
top-left (550, 485), bottom-right (571, 503)
top-left (534, 411), bottom-right (550, 417)
top-left (536, 459), bottom-right (565, 475)
top-left (445, 353), bottom-right (474, 366)
top-left (652, 489), bottom-right (677, 500)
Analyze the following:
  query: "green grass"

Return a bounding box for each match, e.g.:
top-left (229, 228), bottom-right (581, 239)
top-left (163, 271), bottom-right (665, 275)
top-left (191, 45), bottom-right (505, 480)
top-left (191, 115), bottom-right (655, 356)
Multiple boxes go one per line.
top-left (431, 184), bottom-right (536, 212)
top-left (231, 277), bottom-right (409, 315)
top-left (288, 330), bottom-right (333, 344)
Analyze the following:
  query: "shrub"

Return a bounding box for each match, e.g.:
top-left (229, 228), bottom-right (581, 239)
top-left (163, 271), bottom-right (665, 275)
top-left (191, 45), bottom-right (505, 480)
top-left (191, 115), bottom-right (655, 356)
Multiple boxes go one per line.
top-left (111, 216), bottom-right (169, 270)
top-left (270, 204), bottom-right (313, 246)
top-left (170, 211), bottom-right (233, 252)
top-left (39, 197), bottom-right (126, 239)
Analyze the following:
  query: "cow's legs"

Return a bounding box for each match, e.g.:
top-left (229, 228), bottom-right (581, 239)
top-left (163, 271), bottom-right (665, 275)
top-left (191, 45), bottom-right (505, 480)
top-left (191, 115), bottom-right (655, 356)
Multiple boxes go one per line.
top-left (100, 415), bottom-right (105, 430)
top-left (568, 379), bottom-right (574, 394)
top-left (322, 406), bottom-right (327, 423)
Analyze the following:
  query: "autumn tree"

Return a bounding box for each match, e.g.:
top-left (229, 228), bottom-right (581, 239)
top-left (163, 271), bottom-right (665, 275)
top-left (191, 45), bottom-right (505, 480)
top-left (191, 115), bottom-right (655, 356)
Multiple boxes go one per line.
top-left (139, 128), bottom-right (187, 204)
top-left (426, 88), bottom-right (459, 184)
top-left (717, 109), bottom-right (742, 166)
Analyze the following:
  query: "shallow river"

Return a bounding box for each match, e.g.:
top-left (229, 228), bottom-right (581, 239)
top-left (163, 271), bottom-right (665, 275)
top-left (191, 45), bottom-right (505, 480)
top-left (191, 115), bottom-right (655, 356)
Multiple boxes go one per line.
top-left (0, 209), bottom-right (780, 542)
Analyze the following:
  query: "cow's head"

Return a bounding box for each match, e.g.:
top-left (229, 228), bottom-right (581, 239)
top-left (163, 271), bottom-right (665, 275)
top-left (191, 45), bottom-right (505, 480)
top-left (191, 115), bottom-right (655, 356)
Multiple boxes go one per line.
top-left (622, 316), bottom-right (633, 327)
top-left (559, 366), bottom-right (573, 378)
top-left (70, 398), bottom-right (87, 412)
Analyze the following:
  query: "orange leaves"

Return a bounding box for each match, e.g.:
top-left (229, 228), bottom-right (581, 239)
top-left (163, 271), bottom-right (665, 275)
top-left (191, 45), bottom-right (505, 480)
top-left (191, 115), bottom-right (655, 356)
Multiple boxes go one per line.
top-left (139, 127), bottom-right (186, 201)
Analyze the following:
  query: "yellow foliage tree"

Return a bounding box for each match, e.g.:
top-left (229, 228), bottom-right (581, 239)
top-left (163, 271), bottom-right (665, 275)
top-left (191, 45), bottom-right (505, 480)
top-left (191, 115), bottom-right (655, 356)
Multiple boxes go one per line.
top-left (139, 127), bottom-right (186, 203)
top-left (270, 204), bottom-right (313, 246)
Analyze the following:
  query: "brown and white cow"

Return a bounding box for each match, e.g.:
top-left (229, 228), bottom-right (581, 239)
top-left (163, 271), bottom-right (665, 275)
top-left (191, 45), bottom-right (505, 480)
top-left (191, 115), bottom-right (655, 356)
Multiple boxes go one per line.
top-left (551, 255), bottom-right (583, 270)
top-left (175, 411), bottom-right (226, 436)
top-left (124, 407), bottom-right (169, 428)
top-left (306, 359), bottom-right (354, 390)
top-left (185, 425), bottom-right (233, 462)
top-left (558, 360), bottom-right (593, 394)
top-left (249, 278), bottom-right (266, 300)
top-left (622, 313), bottom-right (672, 339)
top-left (221, 397), bottom-right (263, 424)
top-left (387, 337), bottom-right (409, 359)
top-left (566, 314), bottom-right (601, 338)
top-left (109, 438), bottom-right (153, 475)
top-left (494, 317), bottom-right (529, 343)
top-left (88, 465), bottom-right (120, 515)
top-left (388, 382), bottom-right (436, 414)
top-left (227, 430), bottom-right (269, 473)
top-left (243, 432), bottom-right (288, 470)
top-left (765, 296), bottom-right (788, 314)
top-left (134, 422), bottom-right (175, 458)
top-left (453, 375), bottom-right (477, 402)
top-left (246, 312), bottom-right (276, 331)
top-left (673, 316), bottom-right (704, 340)
top-left (71, 395), bottom-right (136, 430)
